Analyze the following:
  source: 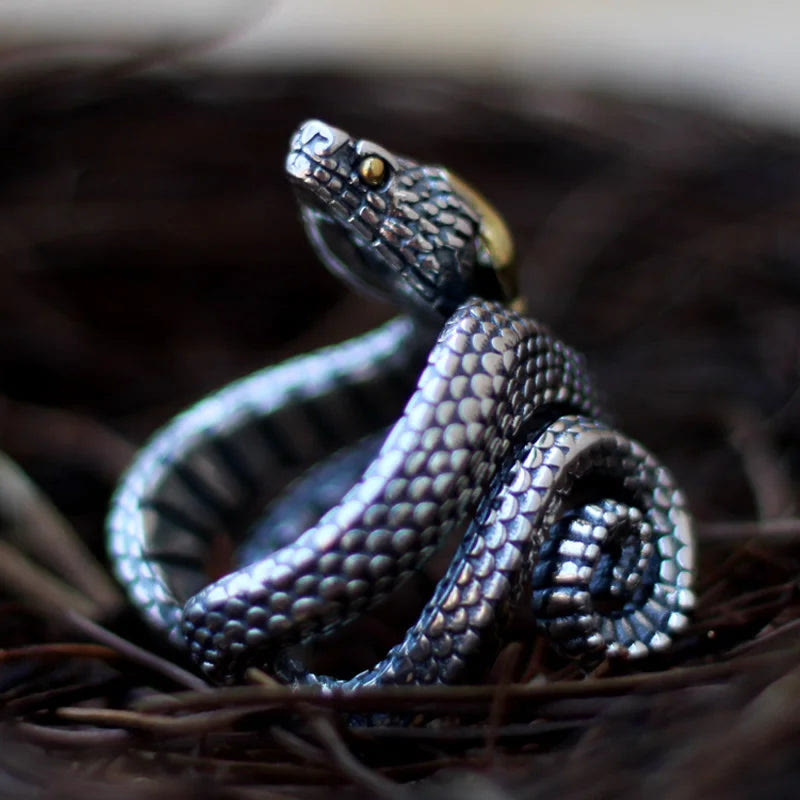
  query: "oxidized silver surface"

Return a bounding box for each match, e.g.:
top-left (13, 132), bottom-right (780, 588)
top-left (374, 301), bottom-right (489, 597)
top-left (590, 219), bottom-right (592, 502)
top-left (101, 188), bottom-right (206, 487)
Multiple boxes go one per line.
top-left (107, 120), bottom-right (696, 686)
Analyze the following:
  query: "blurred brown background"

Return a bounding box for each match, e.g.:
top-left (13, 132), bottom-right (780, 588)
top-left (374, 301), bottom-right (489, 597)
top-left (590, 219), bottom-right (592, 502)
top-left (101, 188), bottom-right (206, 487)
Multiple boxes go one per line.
top-left (0, 4), bottom-right (798, 798)
top-left (4, 1), bottom-right (800, 129)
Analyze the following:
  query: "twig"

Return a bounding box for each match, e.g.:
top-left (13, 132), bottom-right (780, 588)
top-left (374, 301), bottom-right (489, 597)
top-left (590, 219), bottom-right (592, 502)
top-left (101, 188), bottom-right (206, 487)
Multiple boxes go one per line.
top-left (133, 648), bottom-right (799, 716)
top-left (269, 725), bottom-right (335, 767)
top-left (63, 610), bottom-right (210, 692)
top-left (305, 714), bottom-right (412, 800)
top-left (484, 641), bottom-right (522, 761)
top-left (0, 541), bottom-right (99, 618)
top-left (12, 721), bottom-right (131, 748)
top-left (0, 643), bottom-right (117, 664)
top-left (724, 617), bottom-right (800, 658)
top-left (5, 676), bottom-right (126, 715)
top-left (245, 667), bottom-right (284, 689)
top-left (57, 705), bottom-right (268, 735)
top-left (0, 451), bottom-right (123, 614)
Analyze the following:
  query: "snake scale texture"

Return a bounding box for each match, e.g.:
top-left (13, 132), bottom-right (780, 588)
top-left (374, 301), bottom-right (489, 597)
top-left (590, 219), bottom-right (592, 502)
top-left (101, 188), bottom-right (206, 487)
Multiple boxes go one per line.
top-left (108, 120), bottom-right (696, 687)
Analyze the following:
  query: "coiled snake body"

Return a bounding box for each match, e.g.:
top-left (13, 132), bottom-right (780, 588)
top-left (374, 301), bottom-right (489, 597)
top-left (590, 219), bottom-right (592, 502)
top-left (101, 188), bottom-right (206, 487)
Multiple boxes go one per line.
top-left (108, 120), bottom-right (695, 686)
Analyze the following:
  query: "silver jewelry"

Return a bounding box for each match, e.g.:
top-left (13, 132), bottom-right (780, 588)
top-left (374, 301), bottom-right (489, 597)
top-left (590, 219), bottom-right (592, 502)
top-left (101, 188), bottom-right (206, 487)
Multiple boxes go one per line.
top-left (108, 120), bottom-right (695, 686)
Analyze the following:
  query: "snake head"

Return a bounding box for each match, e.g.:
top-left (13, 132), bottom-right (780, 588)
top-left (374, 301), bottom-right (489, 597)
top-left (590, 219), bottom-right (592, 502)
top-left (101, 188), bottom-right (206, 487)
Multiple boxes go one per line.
top-left (286, 119), bottom-right (517, 320)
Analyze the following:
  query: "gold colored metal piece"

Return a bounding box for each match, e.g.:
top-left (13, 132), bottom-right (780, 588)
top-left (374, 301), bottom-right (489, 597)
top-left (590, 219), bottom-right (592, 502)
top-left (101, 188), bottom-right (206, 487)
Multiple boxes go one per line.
top-left (510, 295), bottom-right (528, 314)
top-left (358, 156), bottom-right (387, 186)
top-left (443, 169), bottom-right (518, 302)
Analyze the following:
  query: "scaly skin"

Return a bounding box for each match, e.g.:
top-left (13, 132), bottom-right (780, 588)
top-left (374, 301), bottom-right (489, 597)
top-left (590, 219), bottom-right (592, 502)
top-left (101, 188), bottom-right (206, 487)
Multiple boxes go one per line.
top-left (107, 120), bottom-right (695, 686)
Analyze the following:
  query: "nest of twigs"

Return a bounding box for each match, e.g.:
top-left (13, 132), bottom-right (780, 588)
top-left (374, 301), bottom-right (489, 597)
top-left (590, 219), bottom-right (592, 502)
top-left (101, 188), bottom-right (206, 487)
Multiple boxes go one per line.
top-left (0, 67), bottom-right (798, 799)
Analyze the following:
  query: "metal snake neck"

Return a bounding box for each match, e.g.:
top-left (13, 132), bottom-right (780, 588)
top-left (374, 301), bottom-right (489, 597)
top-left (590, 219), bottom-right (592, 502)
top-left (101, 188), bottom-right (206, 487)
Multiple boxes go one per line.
top-left (286, 119), bottom-right (517, 320)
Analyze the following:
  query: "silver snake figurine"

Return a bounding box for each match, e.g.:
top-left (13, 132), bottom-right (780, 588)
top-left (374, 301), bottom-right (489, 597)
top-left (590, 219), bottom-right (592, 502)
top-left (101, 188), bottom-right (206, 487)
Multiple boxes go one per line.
top-left (107, 120), bottom-right (696, 688)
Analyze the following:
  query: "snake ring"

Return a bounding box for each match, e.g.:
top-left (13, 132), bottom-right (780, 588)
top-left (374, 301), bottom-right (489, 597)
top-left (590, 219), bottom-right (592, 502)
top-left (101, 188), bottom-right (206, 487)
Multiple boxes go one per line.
top-left (108, 119), bottom-right (696, 687)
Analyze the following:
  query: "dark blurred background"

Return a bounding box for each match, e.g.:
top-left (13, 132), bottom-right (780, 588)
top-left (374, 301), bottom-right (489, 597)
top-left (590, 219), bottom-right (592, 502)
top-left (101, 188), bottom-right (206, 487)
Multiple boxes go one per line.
top-left (0, 4), bottom-right (798, 797)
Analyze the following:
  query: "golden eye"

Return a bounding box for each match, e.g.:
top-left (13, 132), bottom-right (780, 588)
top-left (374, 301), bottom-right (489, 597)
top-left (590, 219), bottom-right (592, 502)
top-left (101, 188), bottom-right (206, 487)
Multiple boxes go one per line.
top-left (357, 155), bottom-right (387, 186)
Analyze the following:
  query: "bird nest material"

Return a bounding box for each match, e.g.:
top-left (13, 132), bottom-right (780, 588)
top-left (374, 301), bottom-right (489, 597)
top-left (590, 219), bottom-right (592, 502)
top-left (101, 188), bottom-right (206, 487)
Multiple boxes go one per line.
top-left (0, 69), bottom-right (798, 799)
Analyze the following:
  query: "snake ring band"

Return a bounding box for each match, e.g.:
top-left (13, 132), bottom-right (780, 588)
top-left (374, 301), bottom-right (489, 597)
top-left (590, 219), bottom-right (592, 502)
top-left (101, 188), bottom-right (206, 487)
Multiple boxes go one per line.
top-left (108, 120), bottom-right (696, 687)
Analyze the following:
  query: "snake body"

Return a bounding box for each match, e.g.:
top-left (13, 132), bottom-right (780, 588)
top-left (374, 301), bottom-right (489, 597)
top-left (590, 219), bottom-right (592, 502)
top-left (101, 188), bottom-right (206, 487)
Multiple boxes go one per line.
top-left (108, 120), bottom-right (695, 686)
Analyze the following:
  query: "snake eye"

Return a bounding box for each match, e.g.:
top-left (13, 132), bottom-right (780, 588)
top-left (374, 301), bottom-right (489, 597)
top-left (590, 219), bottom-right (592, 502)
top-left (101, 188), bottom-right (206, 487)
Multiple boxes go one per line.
top-left (357, 155), bottom-right (389, 187)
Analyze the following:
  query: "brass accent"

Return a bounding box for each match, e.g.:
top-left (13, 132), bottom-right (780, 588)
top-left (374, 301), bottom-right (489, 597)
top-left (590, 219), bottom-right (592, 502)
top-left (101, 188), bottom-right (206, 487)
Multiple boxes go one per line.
top-left (443, 169), bottom-right (518, 301)
top-left (358, 156), bottom-right (387, 186)
top-left (509, 295), bottom-right (528, 314)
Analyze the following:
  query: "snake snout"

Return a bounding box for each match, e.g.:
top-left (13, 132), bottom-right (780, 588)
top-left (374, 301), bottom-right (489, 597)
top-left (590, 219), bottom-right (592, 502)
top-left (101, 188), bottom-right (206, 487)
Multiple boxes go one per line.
top-left (284, 150), bottom-right (314, 184)
top-left (289, 119), bottom-right (350, 160)
top-left (285, 119), bottom-right (353, 204)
